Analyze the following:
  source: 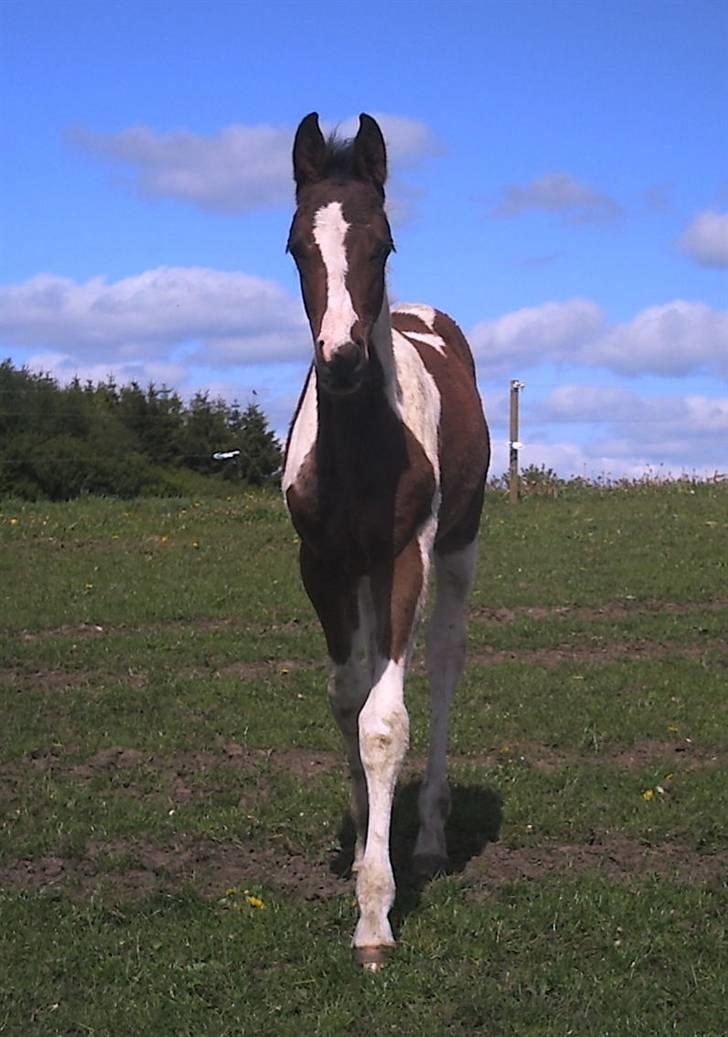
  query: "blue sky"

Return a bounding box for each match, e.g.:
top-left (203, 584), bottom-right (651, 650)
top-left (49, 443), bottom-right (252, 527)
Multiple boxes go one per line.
top-left (2, 0), bottom-right (727, 477)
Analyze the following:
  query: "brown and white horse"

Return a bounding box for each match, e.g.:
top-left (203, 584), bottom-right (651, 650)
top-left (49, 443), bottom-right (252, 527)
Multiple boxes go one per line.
top-left (283, 112), bottom-right (490, 968)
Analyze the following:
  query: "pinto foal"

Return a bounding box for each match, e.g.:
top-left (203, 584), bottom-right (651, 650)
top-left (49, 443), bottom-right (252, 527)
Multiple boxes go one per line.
top-left (283, 112), bottom-right (490, 967)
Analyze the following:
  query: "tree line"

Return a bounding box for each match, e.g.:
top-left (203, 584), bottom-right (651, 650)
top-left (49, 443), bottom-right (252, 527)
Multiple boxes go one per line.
top-left (0, 359), bottom-right (283, 500)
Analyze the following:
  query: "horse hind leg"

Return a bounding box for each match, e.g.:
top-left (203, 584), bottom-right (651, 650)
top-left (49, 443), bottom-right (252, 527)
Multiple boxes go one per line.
top-left (413, 538), bottom-right (478, 877)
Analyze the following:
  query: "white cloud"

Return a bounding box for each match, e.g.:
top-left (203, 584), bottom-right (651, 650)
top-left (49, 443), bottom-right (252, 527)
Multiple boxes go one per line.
top-left (678, 209), bottom-right (728, 268)
top-left (0, 267), bottom-right (308, 363)
top-left (470, 299), bottom-right (605, 375)
top-left (495, 172), bottom-right (622, 223)
top-left (5, 271), bottom-right (727, 388)
top-left (70, 114), bottom-right (436, 215)
top-left (515, 384), bottom-right (728, 473)
top-left (533, 383), bottom-right (640, 423)
top-left (590, 301), bottom-right (728, 377)
top-left (471, 299), bottom-right (728, 380)
top-left (535, 384), bottom-right (728, 434)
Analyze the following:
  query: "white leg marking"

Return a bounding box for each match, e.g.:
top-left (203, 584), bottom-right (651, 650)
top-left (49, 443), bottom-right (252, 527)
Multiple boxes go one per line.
top-left (414, 540), bottom-right (479, 871)
top-left (313, 201), bottom-right (357, 360)
top-left (353, 657), bottom-right (409, 950)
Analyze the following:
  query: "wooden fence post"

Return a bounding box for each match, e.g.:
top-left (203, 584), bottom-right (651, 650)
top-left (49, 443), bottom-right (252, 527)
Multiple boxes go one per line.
top-left (509, 379), bottom-right (523, 504)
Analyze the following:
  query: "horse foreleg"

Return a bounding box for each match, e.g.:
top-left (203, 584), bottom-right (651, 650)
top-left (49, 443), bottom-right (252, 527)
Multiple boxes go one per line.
top-left (353, 537), bottom-right (428, 965)
top-left (300, 547), bottom-right (370, 869)
top-left (353, 656), bottom-right (409, 961)
top-left (329, 650), bottom-right (370, 873)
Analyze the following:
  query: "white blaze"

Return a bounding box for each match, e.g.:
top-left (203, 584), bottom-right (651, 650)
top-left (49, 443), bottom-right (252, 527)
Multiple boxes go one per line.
top-left (313, 201), bottom-right (358, 360)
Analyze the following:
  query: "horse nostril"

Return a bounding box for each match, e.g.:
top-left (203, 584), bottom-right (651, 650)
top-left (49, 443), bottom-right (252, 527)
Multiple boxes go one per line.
top-left (329, 342), bottom-right (362, 375)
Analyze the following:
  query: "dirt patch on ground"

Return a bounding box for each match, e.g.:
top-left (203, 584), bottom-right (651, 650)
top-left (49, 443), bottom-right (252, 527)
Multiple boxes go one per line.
top-left (0, 838), bottom-right (343, 902)
top-left (470, 599), bottom-right (728, 625)
top-left (6, 636), bottom-right (727, 694)
top-left (217, 659), bottom-right (318, 680)
top-left (0, 667), bottom-right (148, 692)
top-left (215, 637), bottom-right (728, 679)
top-left (3, 739), bottom-right (722, 799)
top-left (13, 742), bottom-right (342, 780)
top-left (0, 744), bottom-right (344, 811)
top-left (16, 617), bottom-right (314, 643)
top-left (15, 598), bottom-right (728, 644)
top-left (463, 833), bottom-right (728, 887)
top-left (447, 738), bottom-right (726, 773)
top-left (468, 638), bottom-right (728, 667)
top-left (1, 832), bottom-right (725, 902)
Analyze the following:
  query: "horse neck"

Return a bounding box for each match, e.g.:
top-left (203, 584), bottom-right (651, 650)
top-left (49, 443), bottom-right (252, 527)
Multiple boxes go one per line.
top-left (370, 293), bottom-right (399, 412)
top-left (315, 291), bottom-right (402, 460)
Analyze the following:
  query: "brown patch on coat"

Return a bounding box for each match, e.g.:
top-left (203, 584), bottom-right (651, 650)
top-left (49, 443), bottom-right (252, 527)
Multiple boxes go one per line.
top-left (392, 308), bottom-right (490, 554)
top-left (390, 311), bottom-right (433, 336)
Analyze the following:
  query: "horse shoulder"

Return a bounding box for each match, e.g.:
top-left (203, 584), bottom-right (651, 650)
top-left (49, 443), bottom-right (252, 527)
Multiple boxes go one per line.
top-left (392, 307), bottom-right (490, 549)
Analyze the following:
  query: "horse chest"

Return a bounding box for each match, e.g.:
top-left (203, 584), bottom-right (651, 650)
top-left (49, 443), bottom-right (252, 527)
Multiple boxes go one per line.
top-left (286, 430), bottom-right (436, 564)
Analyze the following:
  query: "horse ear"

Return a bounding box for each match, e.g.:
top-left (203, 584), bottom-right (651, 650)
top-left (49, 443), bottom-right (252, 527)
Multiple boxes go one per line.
top-left (293, 112), bottom-right (327, 189)
top-left (353, 113), bottom-right (387, 194)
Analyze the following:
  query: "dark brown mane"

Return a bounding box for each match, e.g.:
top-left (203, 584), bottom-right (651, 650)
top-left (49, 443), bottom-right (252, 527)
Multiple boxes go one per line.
top-left (318, 132), bottom-right (360, 181)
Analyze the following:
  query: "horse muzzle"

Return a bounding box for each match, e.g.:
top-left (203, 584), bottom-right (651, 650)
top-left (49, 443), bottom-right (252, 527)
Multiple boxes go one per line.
top-left (316, 340), bottom-right (367, 396)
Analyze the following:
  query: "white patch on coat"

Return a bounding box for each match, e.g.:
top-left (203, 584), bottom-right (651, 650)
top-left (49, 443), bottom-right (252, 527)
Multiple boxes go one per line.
top-left (392, 328), bottom-right (442, 490)
top-left (394, 302), bottom-right (436, 328)
top-left (282, 366), bottom-right (317, 494)
top-left (313, 201), bottom-right (358, 361)
top-left (401, 330), bottom-right (446, 355)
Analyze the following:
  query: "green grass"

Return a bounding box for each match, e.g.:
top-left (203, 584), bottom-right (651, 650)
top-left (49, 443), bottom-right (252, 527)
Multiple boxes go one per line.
top-left (1, 483), bottom-right (727, 1035)
top-left (1, 881), bottom-right (726, 1036)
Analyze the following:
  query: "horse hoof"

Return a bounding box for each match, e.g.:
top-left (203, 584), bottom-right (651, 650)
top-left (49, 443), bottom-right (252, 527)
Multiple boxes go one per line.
top-left (354, 945), bottom-right (391, 971)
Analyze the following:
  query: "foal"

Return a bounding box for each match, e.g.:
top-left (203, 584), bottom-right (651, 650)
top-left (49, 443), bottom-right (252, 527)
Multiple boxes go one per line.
top-left (283, 112), bottom-right (490, 967)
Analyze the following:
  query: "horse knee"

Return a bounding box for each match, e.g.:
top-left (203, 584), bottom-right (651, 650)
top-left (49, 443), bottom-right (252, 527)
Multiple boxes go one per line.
top-left (358, 706), bottom-right (409, 771)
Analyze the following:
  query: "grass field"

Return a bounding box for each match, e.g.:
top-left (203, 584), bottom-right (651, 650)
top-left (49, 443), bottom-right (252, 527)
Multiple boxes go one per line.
top-left (1, 482), bottom-right (727, 1036)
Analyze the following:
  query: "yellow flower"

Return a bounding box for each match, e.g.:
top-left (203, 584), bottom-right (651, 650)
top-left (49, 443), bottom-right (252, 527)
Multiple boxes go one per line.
top-left (245, 895), bottom-right (265, 910)
top-left (641, 788), bottom-right (655, 801)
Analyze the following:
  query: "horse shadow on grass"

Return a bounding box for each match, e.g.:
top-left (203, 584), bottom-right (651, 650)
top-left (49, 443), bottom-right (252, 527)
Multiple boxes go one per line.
top-left (330, 779), bottom-right (503, 933)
